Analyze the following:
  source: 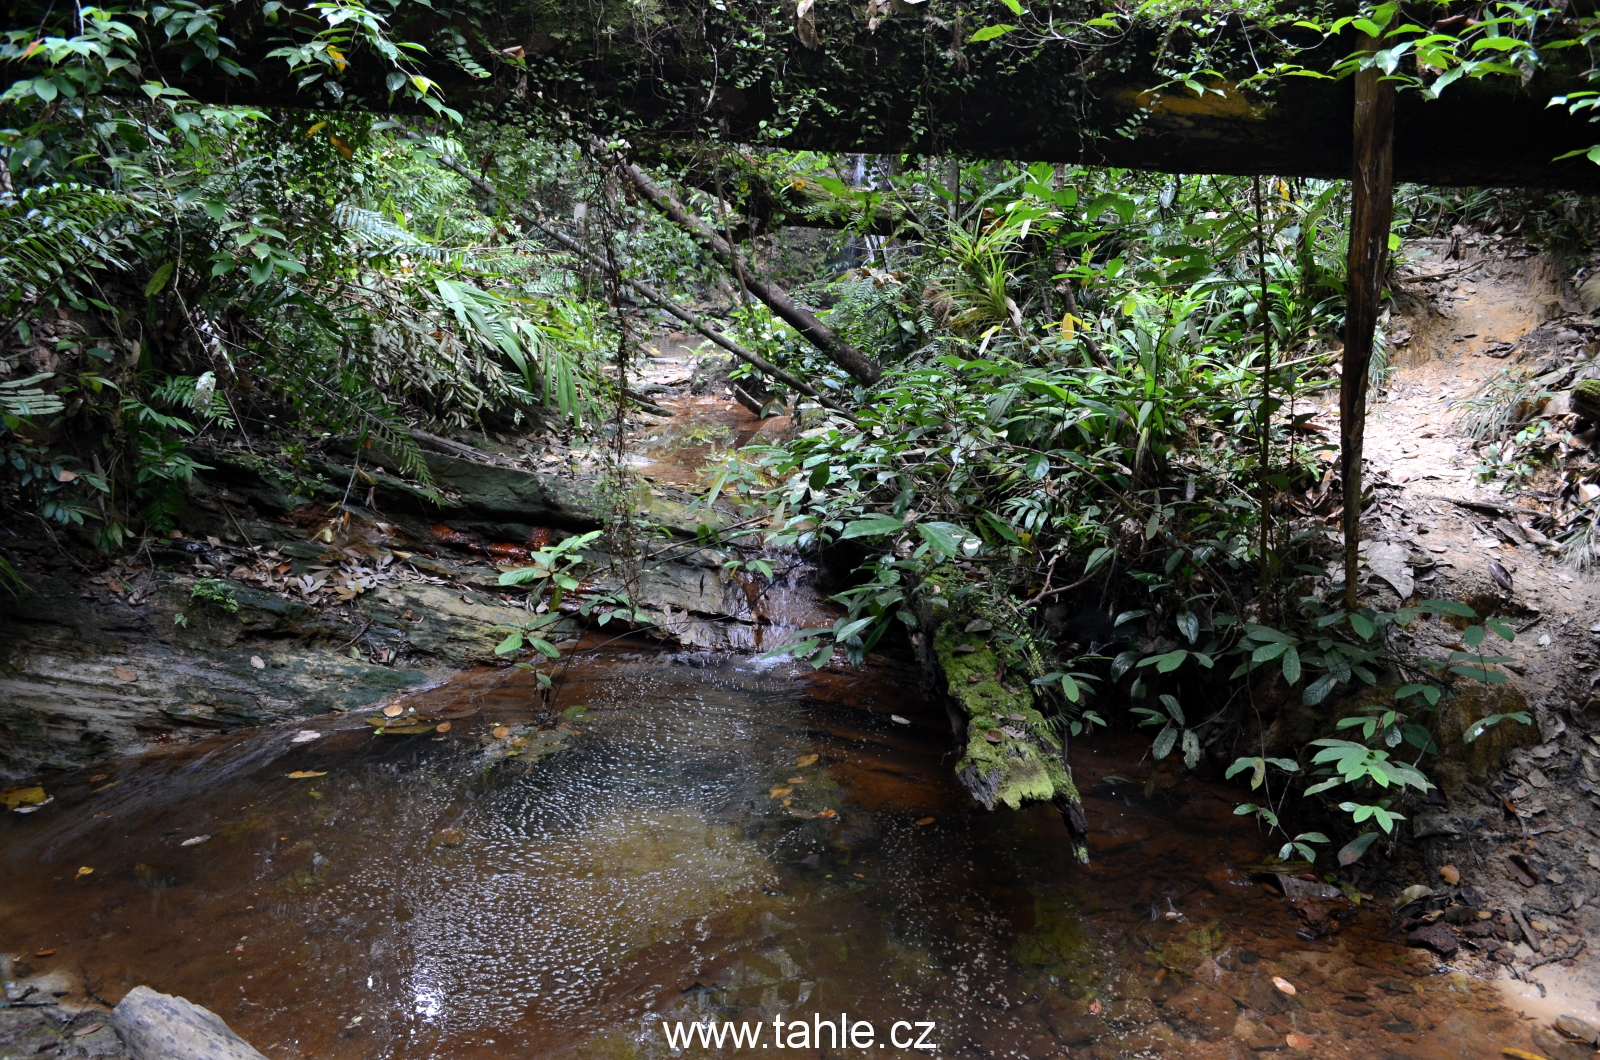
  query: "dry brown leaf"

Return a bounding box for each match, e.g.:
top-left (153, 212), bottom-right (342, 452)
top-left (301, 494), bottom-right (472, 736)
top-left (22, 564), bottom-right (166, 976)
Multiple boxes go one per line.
top-left (113, 666), bottom-right (137, 682)
top-left (34, 948), bottom-right (55, 957)
top-left (1088, 998), bottom-right (1102, 1015)
top-left (88, 774), bottom-right (108, 782)
top-left (383, 704), bottom-right (404, 717)
top-left (75, 866), bottom-right (93, 879)
top-left (915, 817), bottom-right (936, 826)
top-left (91, 781), bottom-right (120, 794)
top-left (284, 770), bottom-right (327, 779)
top-left (796, 753), bottom-right (819, 767)
top-left (770, 786), bottom-right (794, 798)
top-left (787, 777), bottom-right (807, 784)
top-left (1272, 976), bottom-right (1296, 995)
top-left (815, 808), bottom-right (837, 818)
top-left (73, 1023), bottom-right (102, 1038)
top-left (492, 726), bottom-right (511, 739)
top-left (435, 722), bottom-right (452, 733)
top-left (1285, 1034), bottom-right (1314, 1050)
top-left (1439, 864), bottom-right (1460, 885)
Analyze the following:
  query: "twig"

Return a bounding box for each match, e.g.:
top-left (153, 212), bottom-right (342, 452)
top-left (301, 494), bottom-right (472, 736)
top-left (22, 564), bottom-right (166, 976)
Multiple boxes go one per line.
top-left (29, 512), bottom-right (93, 574)
top-left (1511, 904), bottom-right (1542, 953)
top-left (217, 499), bottom-right (255, 551)
top-left (81, 965), bottom-right (111, 1008)
top-left (1527, 938), bottom-right (1586, 970)
top-left (343, 619), bottom-right (372, 649)
top-left (1020, 564), bottom-right (1104, 608)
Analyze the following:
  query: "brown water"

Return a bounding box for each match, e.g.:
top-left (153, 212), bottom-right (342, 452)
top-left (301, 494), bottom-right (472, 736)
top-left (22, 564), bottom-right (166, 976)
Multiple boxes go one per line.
top-left (0, 647), bottom-right (1537, 1059)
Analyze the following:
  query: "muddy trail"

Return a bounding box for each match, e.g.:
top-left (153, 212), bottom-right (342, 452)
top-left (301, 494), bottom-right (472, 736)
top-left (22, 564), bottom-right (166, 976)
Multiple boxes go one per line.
top-left (1298, 233), bottom-right (1600, 1040)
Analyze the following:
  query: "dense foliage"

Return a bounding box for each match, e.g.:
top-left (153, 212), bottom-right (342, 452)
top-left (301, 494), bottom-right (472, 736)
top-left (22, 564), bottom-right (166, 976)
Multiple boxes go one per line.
top-left (3, 0), bottom-right (1574, 870)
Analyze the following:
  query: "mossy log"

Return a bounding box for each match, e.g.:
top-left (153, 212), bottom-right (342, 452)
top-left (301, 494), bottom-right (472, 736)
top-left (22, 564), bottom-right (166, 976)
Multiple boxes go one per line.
top-left (70, 0), bottom-right (1600, 191)
top-left (931, 618), bottom-right (1089, 860)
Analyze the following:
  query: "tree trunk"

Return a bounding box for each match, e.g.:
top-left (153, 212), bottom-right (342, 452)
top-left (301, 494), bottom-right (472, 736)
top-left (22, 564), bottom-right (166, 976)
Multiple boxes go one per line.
top-left (1341, 41), bottom-right (1396, 611)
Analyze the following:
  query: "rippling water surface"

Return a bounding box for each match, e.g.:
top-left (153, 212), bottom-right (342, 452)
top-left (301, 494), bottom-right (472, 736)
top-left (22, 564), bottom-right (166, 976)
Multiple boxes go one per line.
top-left (0, 647), bottom-right (1536, 1059)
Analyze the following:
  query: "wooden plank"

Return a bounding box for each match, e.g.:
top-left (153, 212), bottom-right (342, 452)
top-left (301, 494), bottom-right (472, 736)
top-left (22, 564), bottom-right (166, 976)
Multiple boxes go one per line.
top-left (1340, 40), bottom-right (1397, 610)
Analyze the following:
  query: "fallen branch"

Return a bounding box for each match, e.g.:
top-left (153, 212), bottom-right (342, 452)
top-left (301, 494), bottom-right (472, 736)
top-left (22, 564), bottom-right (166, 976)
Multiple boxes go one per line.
top-left (433, 151), bottom-right (857, 421)
top-left (594, 137), bottom-right (883, 387)
top-left (1019, 554), bottom-right (1105, 608)
top-left (1527, 937), bottom-right (1586, 970)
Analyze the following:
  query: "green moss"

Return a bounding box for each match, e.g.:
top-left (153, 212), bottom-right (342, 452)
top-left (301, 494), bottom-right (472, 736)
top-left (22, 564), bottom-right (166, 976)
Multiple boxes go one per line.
top-left (932, 618), bottom-right (1081, 814)
top-left (1573, 377), bottom-right (1600, 420)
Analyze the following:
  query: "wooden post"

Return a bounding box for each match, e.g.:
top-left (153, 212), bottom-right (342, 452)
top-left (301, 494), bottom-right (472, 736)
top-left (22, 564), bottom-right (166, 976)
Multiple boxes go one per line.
top-left (1340, 39), bottom-right (1395, 611)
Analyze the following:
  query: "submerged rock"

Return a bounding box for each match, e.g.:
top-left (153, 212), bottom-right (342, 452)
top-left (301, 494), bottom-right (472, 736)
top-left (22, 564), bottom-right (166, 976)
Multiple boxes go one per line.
top-left (110, 985), bottom-right (266, 1060)
top-left (1405, 923), bottom-right (1459, 957)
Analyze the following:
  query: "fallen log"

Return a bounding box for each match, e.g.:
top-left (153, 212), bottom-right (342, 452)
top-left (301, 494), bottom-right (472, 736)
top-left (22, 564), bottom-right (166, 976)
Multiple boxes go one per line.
top-left (40, 0), bottom-right (1600, 191)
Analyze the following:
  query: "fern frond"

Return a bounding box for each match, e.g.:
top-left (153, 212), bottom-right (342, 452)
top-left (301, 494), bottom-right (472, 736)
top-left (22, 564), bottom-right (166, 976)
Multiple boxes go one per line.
top-left (0, 184), bottom-right (148, 313)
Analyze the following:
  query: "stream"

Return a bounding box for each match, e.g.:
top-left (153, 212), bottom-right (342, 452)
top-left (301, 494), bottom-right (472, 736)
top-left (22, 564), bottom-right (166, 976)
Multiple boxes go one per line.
top-left (0, 643), bottom-right (1546, 1059)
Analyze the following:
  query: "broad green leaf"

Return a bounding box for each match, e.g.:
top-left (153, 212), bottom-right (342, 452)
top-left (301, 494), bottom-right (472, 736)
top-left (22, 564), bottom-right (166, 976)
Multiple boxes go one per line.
top-left (1224, 756), bottom-right (1256, 780)
top-left (1085, 546), bottom-right (1115, 573)
top-left (1152, 724), bottom-right (1178, 760)
top-left (840, 514), bottom-right (906, 539)
top-left (1154, 649), bottom-right (1188, 673)
top-left (1281, 645), bottom-right (1301, 685)
top-left (144, 261), bottom-right (175, 297)
top-left (1337, 831), bottom-right (1381, 866)
top-left (917, 521), bottom-right (965, 556)
top-left (1252, 641), bottom-right (1288, 663)
top-left (968, 23), bottom-right (1016, 41)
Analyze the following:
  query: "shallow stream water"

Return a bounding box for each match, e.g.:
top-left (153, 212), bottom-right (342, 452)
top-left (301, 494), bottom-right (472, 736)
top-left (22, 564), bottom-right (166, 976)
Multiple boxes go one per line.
top-left (0, 645), bottom-right (1543, 1059)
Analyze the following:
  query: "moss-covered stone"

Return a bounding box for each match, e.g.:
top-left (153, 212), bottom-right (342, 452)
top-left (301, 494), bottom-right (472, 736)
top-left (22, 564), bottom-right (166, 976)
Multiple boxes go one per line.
top-left (1573, 378), bottom-right (1600, 422)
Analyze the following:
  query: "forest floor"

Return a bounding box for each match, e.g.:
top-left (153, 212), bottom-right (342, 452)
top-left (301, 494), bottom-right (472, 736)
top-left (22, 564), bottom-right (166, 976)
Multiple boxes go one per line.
top-left (1296, 235), bottom-right (1600, 1047)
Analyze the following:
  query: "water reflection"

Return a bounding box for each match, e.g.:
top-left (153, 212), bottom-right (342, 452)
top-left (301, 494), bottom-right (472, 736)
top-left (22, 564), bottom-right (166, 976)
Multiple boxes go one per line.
top-left (0, 648), bottom-right (1539, 1059)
